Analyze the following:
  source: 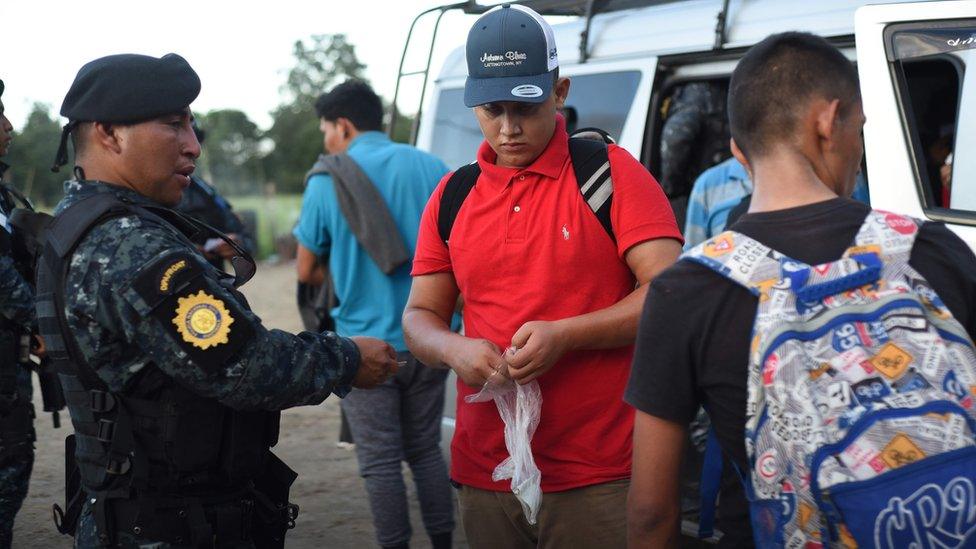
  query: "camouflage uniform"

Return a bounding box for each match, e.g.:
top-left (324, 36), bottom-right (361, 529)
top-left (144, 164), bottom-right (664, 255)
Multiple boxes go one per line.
top-left (659, 81), bottom-right (731, 231)
top-left (0, 177), bottom-right (36, 549)
top-left (49, 180), bottom-right (361, 548)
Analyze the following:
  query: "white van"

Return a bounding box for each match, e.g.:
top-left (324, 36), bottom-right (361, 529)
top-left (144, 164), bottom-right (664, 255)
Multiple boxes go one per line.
top-left (400, 0), bottom-right (976, 540)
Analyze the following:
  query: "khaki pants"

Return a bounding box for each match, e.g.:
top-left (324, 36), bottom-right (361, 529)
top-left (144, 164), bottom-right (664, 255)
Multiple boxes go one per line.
top-left (457, 479), bottom-right (629, 549)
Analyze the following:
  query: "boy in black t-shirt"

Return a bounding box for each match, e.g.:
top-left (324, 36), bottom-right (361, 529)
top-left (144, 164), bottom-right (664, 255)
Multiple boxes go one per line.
top-left (624, 33), bottom-right (976, 548)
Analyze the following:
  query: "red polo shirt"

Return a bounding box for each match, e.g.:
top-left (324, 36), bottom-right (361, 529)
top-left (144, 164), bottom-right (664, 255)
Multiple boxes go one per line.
top-left (412, 117), bottom-right (681, 492)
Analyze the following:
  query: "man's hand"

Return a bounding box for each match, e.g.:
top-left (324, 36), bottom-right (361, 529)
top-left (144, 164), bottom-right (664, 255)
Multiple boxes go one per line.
top-left (446, 337), bottom-right (506, 388)
top-left (350, 336), bottom-right (398, 389)
top-left (32, 334), bottom-right (46, 359)
top-left (212, 233), bottom-right (242, 259)
top-left (505, 320), bottom-right (570, 384)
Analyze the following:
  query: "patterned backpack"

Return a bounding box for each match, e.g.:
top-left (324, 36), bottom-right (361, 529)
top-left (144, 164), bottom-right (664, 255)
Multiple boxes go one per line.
top-left (684, 210), bottom-right (976, 548)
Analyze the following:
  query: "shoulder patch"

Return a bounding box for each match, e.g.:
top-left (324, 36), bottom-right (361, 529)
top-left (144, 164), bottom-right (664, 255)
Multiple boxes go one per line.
top-left (128, 251), bottom-right (204, 314)
top-left (123, 250), bottom-right (256, 370)
top-left (172, 290), bottom-right (235, 350)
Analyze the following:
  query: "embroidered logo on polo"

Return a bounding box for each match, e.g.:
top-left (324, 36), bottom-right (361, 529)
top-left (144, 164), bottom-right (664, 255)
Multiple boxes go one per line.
top-left (682, 210), bottom-right (976, 547)
top-left (172, 290), bottom-right (234, 350)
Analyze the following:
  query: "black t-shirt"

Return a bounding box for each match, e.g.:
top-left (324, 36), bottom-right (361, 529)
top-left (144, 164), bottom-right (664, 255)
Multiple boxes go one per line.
top-left (625, 198), bottom-right (976, 546)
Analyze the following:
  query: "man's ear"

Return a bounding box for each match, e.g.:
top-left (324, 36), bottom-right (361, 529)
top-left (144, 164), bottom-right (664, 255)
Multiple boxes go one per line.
top-left (337, 117), bottom-right (357, 140)
top-left (553, 77), bottom-right (570, 109)
top-left (816, 98), bottom-right (842, 151)
top-left (91, 122), bottom-right (123, 155)
top-left (730, 138), bottom-right (752, 179)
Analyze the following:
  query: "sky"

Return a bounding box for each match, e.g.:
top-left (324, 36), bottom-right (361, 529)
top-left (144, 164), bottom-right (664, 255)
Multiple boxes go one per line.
top-left (0, 0), bottom-right (505, 129)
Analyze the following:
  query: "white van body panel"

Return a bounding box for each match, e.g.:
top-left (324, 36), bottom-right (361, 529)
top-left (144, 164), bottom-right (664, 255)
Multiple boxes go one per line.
top-left (855, 0), bottom-right (976, 249)
top-left (421, 0), bottom-right (917, 157)
top-left (432, 0), bottom-right (911, 81)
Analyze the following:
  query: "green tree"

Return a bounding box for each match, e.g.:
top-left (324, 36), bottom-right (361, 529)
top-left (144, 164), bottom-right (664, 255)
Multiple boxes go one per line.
top-left (3, 103), bottom-right (66, 209)
top-left (197, 109), bottom-right (263, 195)
top-left (263, 34), bottom-right (367, 193)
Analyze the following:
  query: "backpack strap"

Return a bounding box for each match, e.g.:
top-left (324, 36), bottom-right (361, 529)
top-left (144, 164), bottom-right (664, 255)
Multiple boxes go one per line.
top-left (844, 209), bottom-right (921, 263)
top-left (681, 231), bottom-right (787, 295)
top-left (568, 137), bottom-right (615, 242)
top-left (437, 136), bottom-right (619, 245)
top-left (437, 163), bottom-right (481, 244)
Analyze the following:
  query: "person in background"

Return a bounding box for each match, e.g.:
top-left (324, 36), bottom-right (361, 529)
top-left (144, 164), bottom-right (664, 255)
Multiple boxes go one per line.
top-left (176, 121), bottom-right (255, 269)
top-left (684, 156), bottom-right (871, 249)
top-left (293, 80), bottom-right (454, 549)
top-left (0, 78), bottom-right (39, 549)
top-left (659, 80), bottom-right (730, 230)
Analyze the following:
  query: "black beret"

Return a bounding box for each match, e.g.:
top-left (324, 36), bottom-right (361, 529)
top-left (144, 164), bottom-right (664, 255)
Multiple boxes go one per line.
top-left (60, 53), bottom-right (200, 123)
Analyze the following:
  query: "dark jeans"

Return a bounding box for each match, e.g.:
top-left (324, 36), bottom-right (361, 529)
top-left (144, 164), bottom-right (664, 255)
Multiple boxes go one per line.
top-left (341, 352), bottom-right (454, 547)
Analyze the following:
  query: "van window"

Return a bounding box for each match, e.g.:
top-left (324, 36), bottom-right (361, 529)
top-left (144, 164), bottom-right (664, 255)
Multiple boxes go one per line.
top-left (427, 71), bottom-right (641, 169)
top-left (428, 88), bottom-right (482, 170)
top-left (887, 21), bottom-right (976, 212)
top-left (562, 71), bottom-right (641, 136)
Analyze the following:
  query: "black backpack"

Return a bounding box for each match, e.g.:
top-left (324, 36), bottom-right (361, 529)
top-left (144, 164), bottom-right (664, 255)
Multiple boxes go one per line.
top-left (437, 128), bottom-right (617, 244)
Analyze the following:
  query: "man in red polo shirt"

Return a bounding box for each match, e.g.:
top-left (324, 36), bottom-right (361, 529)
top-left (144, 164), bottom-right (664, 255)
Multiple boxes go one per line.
top-left (402, 5), bottom-right (682, 548)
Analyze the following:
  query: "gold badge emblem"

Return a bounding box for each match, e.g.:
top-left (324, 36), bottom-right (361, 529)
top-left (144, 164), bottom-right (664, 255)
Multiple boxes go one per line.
top-left (172, 290), bottom-right (234, 350)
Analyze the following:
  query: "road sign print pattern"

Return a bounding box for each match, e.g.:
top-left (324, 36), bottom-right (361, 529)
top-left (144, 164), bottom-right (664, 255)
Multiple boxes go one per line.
top-left (684, 210), bottom-right (976, 548)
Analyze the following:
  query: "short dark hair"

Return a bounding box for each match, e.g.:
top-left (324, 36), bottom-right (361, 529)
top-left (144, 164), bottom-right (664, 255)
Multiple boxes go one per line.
top-left (728, 32), bottom-right (860, 160)
top-left (314, 80), bottom-right (383, 132)
top-left (70, 122), bottom-right (91, 158)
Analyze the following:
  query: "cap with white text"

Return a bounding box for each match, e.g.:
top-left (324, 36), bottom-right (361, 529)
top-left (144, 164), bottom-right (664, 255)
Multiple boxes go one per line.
top-left (464, 4), bottom-right (558, 107)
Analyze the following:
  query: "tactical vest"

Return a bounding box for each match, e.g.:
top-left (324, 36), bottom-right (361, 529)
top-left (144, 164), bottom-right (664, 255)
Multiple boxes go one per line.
top-left (35, 190), bottom-right (295, 547)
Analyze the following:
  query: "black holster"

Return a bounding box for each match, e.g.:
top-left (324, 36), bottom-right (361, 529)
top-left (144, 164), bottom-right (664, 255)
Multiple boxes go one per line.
top-left (249, 452), bottom-right (299, 549)
top-left (53, 434), bottom-right (84, 537)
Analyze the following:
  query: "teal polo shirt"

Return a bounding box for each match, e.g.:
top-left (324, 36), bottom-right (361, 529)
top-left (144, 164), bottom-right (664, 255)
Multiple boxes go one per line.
top-left (293, 131), bottom-right (449, 351)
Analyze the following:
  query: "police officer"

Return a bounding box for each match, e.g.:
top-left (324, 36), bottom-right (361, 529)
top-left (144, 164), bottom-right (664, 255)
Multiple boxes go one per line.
top-left (659, 80), bottom-right (731, 230)
top-left (0, 78), bottom-right (38, 549)
top-left (176, 122), bottom-right (256, 270)
top-left (38, 54), bottom-right (398, 548)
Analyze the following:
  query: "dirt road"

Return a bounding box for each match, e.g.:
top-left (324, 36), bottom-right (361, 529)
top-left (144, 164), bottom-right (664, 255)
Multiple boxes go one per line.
top-left (13, 260), bottom-right (467, 548)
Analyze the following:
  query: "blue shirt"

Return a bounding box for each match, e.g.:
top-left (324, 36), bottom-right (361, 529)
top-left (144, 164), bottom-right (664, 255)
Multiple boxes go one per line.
top-left (683, 157), bottom-right (752, 250)
top-left (682, 158), bottom-right (871, 250)
top-left (293, 132), bottom-right (449, 351)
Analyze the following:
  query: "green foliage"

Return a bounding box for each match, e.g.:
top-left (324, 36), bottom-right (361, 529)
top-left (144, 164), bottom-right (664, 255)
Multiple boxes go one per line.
top-left (284, 34), bottom-right (367, 105)
top-left (230, 193), bottom-right (303, 259)
top-left (197, 109), bottom-right (263, 196)
top-left (263, 34), bottom-right (367, 194)
top-left (3, 103), bottom-right (67, 209)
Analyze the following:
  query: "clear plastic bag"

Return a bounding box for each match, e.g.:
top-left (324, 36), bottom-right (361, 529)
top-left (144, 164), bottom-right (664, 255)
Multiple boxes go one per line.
top-left (464, 350), bottom-right (543, 524)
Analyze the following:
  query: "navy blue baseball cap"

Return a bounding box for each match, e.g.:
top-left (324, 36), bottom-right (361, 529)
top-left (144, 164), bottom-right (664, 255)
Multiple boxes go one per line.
top-left (464, 4), bottom-right (559, 107)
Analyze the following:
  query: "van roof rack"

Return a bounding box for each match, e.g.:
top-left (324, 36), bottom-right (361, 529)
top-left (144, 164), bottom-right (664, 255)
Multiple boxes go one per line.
top-left (389, 0), bottom-right (724, 142)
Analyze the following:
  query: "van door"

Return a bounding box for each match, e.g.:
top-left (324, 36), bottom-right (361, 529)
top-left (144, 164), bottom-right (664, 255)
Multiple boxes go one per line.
top-left (559, 57), bottom-right (658, 155)
top-left (856, 1), bottom-right (976, 249)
